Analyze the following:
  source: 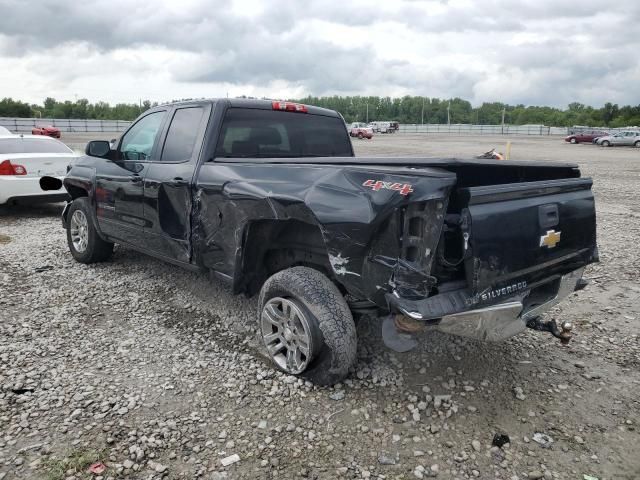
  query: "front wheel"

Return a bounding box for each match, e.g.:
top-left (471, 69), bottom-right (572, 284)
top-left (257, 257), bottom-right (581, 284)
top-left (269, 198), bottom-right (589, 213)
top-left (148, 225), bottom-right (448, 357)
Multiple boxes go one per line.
top-left (66, 198), bottom-right (114, 263)
top-left (258, 267), bottom-right (357, 385)
top-left (634, 140), bottom-right (640, 148)
top-left (357, 132), bottom-right (364, 139)
top-left (570, 138), bottom-right (577, 144)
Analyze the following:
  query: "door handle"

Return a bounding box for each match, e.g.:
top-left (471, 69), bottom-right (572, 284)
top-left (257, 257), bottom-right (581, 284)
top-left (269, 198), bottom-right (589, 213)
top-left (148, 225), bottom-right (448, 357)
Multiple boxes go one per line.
top-left (130, 174), bottom-right (142, 183)
top-left (170, 177), bottom-right (189, 187)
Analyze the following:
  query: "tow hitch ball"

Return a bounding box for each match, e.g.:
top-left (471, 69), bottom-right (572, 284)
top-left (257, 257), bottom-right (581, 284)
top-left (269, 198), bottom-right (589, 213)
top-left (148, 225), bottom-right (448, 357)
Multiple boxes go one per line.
top-left (526, 317), bottom-right (573, 345)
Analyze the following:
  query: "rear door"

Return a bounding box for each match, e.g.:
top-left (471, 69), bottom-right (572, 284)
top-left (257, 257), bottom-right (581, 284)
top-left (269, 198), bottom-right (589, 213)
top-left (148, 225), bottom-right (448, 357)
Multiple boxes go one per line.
top-left (611, 133), bottom-right (627, 145)
top-left (142, 104), bottom-right (210, 262)
top-left (94, 110), bottom-right (167, 245)
top-left (623, 131), bottom-right (638, 145)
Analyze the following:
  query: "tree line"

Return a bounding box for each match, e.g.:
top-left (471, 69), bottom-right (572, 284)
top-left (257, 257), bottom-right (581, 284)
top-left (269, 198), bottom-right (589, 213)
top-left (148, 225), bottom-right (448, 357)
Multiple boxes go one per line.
top-left (1, 96), bottom-right (639, 127)
top-left (0, 97), bottom-right (157, 122)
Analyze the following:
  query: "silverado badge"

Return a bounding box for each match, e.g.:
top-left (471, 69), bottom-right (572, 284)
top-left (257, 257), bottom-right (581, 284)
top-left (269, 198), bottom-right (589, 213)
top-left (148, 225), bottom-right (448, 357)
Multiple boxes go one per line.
top-left (540, 229), bottom-right (561, 248)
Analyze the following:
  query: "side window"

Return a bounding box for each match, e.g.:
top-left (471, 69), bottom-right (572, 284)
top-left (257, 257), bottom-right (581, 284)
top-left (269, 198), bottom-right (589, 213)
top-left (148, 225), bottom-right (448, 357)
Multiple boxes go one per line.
top-left (160, 107), bottom-right (205, 162)
top-left (119, 111), bottom-right (165, 160)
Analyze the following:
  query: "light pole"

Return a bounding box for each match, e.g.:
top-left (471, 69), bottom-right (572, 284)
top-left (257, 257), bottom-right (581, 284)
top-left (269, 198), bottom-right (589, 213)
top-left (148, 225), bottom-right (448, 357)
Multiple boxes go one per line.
top-left (421, 97), bottom-right (425, 125)
top-left (366, 103), bottom-right (369, 124)
top-left (447, 101), bottom-right (451, 125)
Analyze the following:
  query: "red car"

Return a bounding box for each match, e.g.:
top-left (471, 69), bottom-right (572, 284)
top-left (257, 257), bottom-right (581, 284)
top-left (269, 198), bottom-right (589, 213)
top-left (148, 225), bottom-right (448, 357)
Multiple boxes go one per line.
top-left (564, 130), bottom-right (607, 144)
top-left (32, 125), bottom-right (61, 138)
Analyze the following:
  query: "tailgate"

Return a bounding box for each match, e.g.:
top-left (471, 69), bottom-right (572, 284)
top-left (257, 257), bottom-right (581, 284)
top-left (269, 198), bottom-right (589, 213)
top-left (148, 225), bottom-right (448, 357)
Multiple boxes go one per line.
top-left (459, 178), bottom-right (597, 294)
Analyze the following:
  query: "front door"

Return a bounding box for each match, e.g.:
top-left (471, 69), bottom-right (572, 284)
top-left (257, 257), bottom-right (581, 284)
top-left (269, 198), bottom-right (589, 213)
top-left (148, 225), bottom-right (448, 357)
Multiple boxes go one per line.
top-left (142, 105), bottom-right (209, 263)
top-left (95, 110), bottom-right (167, 246)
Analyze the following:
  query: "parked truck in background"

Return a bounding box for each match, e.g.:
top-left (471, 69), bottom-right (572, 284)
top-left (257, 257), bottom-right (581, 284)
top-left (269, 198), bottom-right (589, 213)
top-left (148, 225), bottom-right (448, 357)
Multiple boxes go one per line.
top-left (48, 98), bottom-right (598, 385)
top-left (368, 121), bottom-right (399, 133)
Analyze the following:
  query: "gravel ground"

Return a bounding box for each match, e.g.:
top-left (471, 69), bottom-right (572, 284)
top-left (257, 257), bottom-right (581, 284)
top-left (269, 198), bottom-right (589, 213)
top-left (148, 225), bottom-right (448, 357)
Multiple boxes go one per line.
top-left (0, 134), bottom-right (639, 480)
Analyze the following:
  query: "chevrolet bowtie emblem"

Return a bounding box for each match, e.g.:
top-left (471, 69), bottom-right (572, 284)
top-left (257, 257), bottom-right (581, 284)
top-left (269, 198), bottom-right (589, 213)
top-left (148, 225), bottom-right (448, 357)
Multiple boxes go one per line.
top-left (540, 229), bottom-right (561, 248)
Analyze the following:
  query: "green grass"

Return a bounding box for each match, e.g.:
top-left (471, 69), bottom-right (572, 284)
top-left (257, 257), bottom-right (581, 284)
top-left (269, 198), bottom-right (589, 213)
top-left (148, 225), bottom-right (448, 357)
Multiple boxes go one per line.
top-left (42, 447), bottom-right (107, 480)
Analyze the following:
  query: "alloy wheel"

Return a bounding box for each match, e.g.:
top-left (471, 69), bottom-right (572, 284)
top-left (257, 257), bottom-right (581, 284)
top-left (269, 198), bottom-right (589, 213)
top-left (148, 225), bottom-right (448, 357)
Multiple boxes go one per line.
top-left (261, 297), bottom-right (315, 374)
top-left (70, 210), bottom-right (89, 253)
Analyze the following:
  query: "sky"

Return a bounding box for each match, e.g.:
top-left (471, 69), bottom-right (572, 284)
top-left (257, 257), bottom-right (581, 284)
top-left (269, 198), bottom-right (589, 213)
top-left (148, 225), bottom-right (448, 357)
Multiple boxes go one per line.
top-left (0, 0), bottom-right (639, 108)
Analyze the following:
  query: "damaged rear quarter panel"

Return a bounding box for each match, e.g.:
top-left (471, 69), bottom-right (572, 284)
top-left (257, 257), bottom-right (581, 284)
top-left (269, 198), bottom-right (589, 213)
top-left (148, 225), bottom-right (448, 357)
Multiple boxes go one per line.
top-left (193, 161), bottom-right (456, 303)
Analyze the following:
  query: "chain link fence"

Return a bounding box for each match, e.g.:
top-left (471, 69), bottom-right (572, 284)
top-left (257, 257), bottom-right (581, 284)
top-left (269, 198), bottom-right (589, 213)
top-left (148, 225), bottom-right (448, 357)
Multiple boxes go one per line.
top-left (0, 117), bottom-right (132, 133)
top-left (397, 124), bottom-right (560, 135)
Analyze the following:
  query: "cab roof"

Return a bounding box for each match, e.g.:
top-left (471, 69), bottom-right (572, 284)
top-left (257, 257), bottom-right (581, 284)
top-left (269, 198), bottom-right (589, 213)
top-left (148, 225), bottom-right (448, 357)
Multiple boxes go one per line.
top-left (155, 98), bottom-right (341, 118)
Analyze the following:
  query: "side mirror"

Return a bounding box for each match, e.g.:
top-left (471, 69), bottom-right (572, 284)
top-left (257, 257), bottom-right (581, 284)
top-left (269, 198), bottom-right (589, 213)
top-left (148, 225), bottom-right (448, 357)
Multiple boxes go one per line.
top-left (86, 140), bottom-right (112, 158)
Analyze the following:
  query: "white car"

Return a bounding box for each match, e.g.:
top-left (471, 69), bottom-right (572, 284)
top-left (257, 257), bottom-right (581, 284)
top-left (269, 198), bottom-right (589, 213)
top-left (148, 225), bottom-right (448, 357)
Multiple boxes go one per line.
top-left (596, 130), bottom-right (640, 147)
top-left (0, 134), bottom-right (78, 205)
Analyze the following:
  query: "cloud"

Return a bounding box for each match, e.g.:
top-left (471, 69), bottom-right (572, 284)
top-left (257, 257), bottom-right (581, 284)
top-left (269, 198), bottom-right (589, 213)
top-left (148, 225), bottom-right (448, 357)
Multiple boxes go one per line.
top-left (0, 0), bottom-right (638, 106)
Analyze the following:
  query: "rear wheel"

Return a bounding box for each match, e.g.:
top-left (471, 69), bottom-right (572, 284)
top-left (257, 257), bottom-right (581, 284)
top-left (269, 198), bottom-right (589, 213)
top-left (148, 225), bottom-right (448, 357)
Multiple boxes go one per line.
top-left (66, 198), bottom-right (114, 263)
top-left (601, 140), bottom-right (610, 147)
top-left (258, 266), bottom-right (357, 385)
top-left (357, 132), bottom-right (364, 139)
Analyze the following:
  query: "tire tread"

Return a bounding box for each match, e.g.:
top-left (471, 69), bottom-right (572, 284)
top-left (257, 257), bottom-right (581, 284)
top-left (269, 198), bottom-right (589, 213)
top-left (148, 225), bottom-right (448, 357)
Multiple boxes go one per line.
top-left (258, 266), bottom-right (357, 385)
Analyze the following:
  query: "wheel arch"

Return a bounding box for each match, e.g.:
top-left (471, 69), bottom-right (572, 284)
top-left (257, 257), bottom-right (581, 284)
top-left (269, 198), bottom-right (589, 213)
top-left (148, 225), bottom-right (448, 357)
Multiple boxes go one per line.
top-left (235, 219), bottom-right (336, 296)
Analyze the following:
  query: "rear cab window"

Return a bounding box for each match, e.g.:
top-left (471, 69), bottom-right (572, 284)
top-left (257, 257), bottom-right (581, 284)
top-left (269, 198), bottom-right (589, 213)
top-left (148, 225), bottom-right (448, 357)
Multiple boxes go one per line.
top-left (215, 108), bottom-right (352, 158)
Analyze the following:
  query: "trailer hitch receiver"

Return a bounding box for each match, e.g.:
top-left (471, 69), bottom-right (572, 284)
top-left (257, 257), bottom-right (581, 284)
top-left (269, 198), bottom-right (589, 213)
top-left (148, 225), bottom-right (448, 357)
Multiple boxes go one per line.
top-left (526, 317), bottom-right (573, 345)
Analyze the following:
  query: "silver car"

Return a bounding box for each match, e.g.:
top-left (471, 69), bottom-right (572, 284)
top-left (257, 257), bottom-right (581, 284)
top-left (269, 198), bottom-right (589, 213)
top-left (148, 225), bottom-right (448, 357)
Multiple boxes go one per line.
top-left (596, 130), bottom-right (640, 147)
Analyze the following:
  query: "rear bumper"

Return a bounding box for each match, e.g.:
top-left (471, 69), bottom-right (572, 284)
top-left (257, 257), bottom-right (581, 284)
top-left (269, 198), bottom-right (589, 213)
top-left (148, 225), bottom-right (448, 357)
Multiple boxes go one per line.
top-left (0, 176), bottom-right (69, 205)
top-left (388, 267), bottom-right (586, 342)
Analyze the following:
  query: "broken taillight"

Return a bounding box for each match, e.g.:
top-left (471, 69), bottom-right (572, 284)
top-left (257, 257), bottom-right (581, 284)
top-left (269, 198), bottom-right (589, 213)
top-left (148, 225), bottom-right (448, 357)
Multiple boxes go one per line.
top-left (272, 101), bottom-right (308, 113)
top-left (0, 159), bottom-right (27, 175)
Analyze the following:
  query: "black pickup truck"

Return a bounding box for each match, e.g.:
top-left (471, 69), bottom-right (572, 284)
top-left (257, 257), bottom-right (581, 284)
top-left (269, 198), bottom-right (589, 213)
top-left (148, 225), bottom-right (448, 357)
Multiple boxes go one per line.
top-left (49, 99), bottom-right (597, 385)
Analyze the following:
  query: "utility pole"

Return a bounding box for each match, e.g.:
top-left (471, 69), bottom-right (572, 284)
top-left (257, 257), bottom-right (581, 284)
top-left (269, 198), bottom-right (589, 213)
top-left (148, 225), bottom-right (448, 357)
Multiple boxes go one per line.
top-left (447, 101), bottom-right (451, 125)
top-left (501, 107), bottom-right (506, 134)
top-left (421, 97), bottom-right (425, 125)
top-left (366, 103), bottom-right (369, 124)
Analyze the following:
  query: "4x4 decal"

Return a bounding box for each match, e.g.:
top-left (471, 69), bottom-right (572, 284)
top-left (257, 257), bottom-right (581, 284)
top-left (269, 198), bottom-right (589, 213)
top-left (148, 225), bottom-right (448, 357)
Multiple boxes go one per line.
top-left (362, 179), bottom-right (414, 196)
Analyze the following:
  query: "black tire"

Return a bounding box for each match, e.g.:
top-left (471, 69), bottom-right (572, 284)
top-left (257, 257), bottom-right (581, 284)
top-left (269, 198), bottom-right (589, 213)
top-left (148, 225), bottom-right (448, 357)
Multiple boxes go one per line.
top-left (601, 140), bottom-right (610, 147)
top-left (570, 137), bottom-right (577, 144)
top-left (258, 266), bottom-right (357, 385)
top-left (357, 132), bottom-right (364, 139)
top-left (66, 197), bottom-right (114, 263)
top-left (634, 140), bottom-right (640, 148)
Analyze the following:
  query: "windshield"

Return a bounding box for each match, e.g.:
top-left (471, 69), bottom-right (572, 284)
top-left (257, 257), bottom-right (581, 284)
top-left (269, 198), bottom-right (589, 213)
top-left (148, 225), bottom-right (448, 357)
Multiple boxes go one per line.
top-left (216, 108), bottom-right (352, 158)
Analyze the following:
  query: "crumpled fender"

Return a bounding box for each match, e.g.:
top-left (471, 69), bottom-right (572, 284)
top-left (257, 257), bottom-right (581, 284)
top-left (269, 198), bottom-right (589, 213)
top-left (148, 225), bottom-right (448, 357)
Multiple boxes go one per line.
top-left (304, 167), bottom-right (455, 301)
top-left (194, 163), bottom-right (455, 305)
